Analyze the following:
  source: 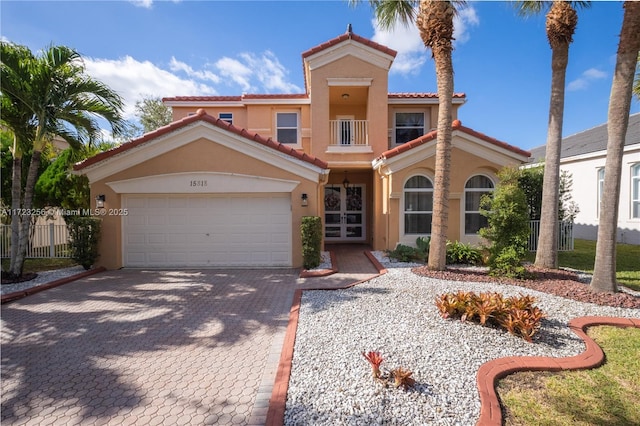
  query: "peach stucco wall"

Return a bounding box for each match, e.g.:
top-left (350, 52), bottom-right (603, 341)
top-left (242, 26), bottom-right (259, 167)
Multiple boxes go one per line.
top-left (90, 137), bottom-right (321, 269)
top-left (308, 55), bottom-right (389, 165)
top-left (374, 144), bottom-right (522, 251)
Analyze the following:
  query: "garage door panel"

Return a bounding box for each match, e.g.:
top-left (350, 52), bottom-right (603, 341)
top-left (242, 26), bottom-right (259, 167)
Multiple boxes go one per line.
top-left (123, 194), bottom-right (291, 267)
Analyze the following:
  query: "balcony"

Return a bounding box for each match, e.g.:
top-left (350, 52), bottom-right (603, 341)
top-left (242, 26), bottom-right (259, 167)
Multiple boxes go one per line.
top-left (327, 119), bottom-right (372, 153)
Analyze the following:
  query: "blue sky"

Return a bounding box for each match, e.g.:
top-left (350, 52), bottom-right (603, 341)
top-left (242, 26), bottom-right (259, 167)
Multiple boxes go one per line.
top-left (2, 0), bottom-right (638, 151)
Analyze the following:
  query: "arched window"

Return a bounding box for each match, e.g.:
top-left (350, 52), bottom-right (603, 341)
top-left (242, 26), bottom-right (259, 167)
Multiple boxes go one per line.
top-left (404, 175), bottom-right (433, 235)
top-left (465, 175), bottom-right (494, 234)
top-left (632, 163), bottom-right (640, 219)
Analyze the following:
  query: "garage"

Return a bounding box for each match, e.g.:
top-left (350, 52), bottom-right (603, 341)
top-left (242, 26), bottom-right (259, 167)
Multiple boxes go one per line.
top-left (122, 194), bottom-right (292, 267)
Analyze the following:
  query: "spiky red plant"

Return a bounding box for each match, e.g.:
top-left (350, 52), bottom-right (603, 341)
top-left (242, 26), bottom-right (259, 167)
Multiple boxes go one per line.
top-left (362, 351), bottom-right (383, 378)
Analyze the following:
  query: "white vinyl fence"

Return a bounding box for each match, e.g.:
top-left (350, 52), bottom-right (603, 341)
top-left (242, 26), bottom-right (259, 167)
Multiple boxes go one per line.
top-left (0, 224), bottom-right (71, 258)
top-left (528, 220), bottom-right (574, 251)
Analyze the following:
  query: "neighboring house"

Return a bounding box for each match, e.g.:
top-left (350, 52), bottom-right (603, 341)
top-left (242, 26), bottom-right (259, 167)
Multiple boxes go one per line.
top-left (529, 112), bottom-right (640, 245)
top-left (74, 29), bottom-right (530, 269)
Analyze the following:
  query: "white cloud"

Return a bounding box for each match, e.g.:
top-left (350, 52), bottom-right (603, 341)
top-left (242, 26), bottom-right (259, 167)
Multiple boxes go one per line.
top-left (371, 5), bottom-right (478, 76)
top-left (371, 17), bottom-right (426, 75)
top-left (83, 50), bottom-right (301, 121)
top-left (239, 51), bottom-right (302, 93)
top-left (214, 57), bottom-right (254, 92)
top-left (169, 57), bottom-right (220, 84)
top-left (84, 56), bottom-right (217, 119)
top-left (215, 51), bottom-right (301, 93)
top-left (567, 67), bottom-right (607, 91)
top-left (454, 7), bottom-right (479, 44)
top-left (129, 0), bottom-right (153, 9)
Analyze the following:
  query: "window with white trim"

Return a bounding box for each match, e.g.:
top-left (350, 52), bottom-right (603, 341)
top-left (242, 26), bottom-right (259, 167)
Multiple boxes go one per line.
top-left (394, 112), bottom-right (425, 144)
top-left (465, 175), bottom-right (494, 234)
top-left (404, 175), bottom-right (433, 234)
top-left (632, 163), bottom-right (640, 219)
top-left (597, 167), bottom-right (605, 217)
top-left (219, 112), bottom-right (233, 124)
top-left (276, 112), bottom-right (299, 144)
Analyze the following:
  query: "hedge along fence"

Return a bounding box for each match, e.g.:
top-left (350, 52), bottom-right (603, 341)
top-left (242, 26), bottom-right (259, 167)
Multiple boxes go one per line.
top-left (301, 216), bottom-right (322, 270)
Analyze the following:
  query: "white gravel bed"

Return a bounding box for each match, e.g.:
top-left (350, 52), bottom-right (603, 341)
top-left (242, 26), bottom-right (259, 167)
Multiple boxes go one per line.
top-left (1, 265), bottom-right (85, 296)
top-left (285, 267), bottom-right (640, 425)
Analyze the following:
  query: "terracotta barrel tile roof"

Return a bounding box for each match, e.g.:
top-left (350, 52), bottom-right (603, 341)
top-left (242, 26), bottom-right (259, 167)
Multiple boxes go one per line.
top-left (162, 95), bottom-right (243, 102)
top-left (302, 32), bottom-right (397, 59)
top-left (74, 109), bottom-right (328, 171)
top-left (377, 120), bottom-right (531, 161)
top-left (162, 94), bottom-right (310, 102)
top-left (388, 92), bottom-right (466, 99)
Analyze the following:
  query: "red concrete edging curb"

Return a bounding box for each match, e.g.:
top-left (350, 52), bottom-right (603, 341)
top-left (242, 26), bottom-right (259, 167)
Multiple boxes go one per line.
top-left (299, 251), bottom-right (339, 278)
top-left (1, 267), bottom-right (106, 304)
top-left (364, 250), bottom-right (388, 274)
top-left (265, 251), bottom-right (386, 425)
top-left (475, 316), bottom-right (640, 426)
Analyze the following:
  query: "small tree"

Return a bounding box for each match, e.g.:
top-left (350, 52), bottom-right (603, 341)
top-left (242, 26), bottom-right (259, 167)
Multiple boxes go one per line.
top-left (301, 216), bottom-right (322, 269)
top-left (135, 96), bottom-right (173, 133)
top-left (519, 165), bottom-right (579, 222)
top-left (480, 167), bottom-right (530, 278)
top-left (67, 216), bottom-right (101, 270)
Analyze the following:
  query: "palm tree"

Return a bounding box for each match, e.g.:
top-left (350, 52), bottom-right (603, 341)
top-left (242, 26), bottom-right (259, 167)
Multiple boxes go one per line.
top-left (0, 42), bottom-right (125, 278)
top-left (352, 0), bottom-right (462, 270)
top-left (633, 53), bottom-right (639, 100)
top-left (591, 1), bottom-right (640, 293)
top-left (1, 43), bottom-right (37, 276)
top-left (515, 1), bottom-right (589, 270)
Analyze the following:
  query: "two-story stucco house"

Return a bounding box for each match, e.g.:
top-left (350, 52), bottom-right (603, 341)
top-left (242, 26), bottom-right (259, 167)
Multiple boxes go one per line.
top-left (74, 30), bottom-right (531, 269)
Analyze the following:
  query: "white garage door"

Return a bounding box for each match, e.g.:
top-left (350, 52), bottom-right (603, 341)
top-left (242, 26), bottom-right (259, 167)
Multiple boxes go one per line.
top-left (122, 194), bottom-right (292, 267)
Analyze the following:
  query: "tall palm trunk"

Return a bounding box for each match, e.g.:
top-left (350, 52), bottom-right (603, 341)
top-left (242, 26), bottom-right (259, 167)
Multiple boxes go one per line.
top-left (10, 148), bottom-right (43, 277)
top-left (8, 140), bottom-right (23, 276)
top-left (591, 1), bottom-right (640, 293)
top-left (535, 1), bottom-right (577, 269)
top-left (418, 0), bottom-right (455, 271)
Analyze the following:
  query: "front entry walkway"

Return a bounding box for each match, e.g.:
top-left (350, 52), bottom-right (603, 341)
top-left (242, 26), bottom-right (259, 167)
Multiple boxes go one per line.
top-left (1, 248), bottom-right (382, 426)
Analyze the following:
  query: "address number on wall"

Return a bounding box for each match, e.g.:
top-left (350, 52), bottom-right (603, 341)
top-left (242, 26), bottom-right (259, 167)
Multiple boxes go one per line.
top-left (190, 180), bottom-right (208, 187)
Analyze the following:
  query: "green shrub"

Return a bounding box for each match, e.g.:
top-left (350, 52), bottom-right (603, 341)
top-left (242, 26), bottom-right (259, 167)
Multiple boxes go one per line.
top-left (386, 237), bottom-right (431, 263)
top-left (66, 216), bottom-right (101, 270)
top-left (479, 167), bottom-right (530, 279)
top-left (416, 236), bottom-right (430, 254)
top-left (446, 241), bottom-right (483, 265)
top-left (301, 216), bottom-right (322, 269)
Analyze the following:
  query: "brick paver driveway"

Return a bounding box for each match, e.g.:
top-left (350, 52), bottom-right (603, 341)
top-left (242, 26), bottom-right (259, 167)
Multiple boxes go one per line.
top-left (1, 269), bottom-right (299, 425)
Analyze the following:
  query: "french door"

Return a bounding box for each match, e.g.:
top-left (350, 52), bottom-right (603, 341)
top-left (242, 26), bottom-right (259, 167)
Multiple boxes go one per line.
top-left (324, 184), bottom-right (365, 241)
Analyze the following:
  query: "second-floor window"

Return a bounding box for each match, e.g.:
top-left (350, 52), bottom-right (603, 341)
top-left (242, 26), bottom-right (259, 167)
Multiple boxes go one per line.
top-left (219, 113), bottom-right (233, 124)
top-left (395, 112), bottom-right (425, 144)
top-left (276, 112), bottom-right (299, 144)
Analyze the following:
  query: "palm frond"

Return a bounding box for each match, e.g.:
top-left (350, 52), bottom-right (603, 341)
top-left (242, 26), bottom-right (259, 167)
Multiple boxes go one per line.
top-left (514, 0), bottom-right (591, 17)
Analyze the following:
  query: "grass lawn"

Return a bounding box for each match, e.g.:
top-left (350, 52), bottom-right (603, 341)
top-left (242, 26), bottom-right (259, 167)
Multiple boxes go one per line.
top-left (1, 257), bottom-right (78, 274)
top-left (526, 239), bottom-right (640, 291)
top-left (498, 326), bottom-right (640, 426)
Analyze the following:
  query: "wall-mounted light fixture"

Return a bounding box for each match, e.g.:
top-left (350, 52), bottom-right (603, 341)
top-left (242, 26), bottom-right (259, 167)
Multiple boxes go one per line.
top-left (342, 171), bottom-right (350, 190)
top-left (301, 193), bottom-right (308, 207)
top-left (95, 194), bottom-right (106, 209)
top-left (341, 93), bottom-right (349, 100)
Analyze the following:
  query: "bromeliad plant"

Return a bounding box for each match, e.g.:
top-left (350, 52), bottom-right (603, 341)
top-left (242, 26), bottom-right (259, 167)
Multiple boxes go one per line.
top-left (362, 351), bottom-right (416, 391)
top-left (390, 367), bottom-right (416, 390)
top-left (362, 351), bottom-right (384, 379)
top-left (435, 291), bottom-right (545, 342)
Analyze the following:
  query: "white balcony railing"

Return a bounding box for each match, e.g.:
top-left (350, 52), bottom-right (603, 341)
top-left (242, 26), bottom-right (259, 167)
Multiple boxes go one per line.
top-left (329, 120), bottom-right (368, 146)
